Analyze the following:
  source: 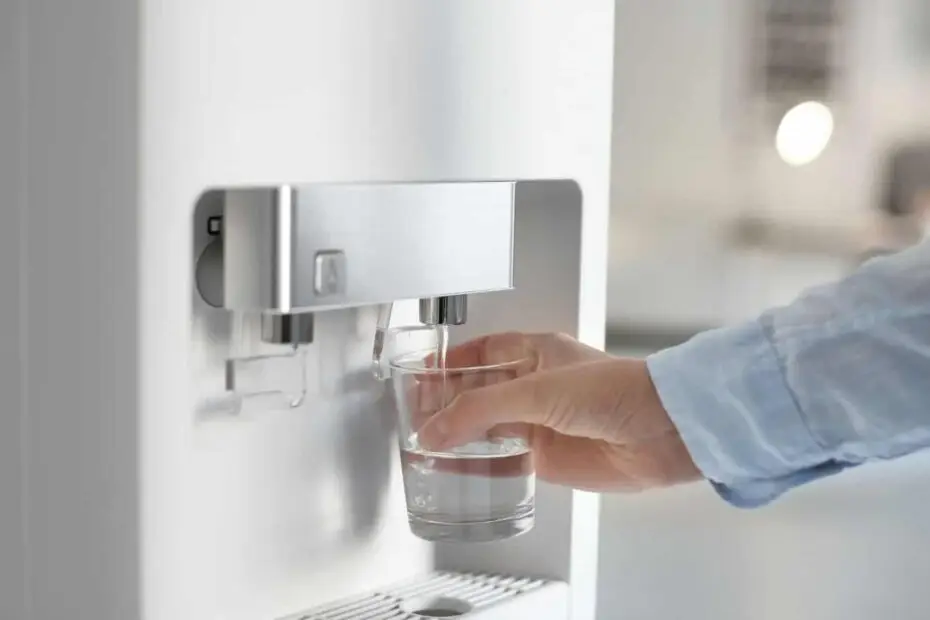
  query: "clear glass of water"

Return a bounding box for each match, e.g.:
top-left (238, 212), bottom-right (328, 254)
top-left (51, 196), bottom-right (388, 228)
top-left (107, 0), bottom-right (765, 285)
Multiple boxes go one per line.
top-left (384, 329), bottom-right (535, 543)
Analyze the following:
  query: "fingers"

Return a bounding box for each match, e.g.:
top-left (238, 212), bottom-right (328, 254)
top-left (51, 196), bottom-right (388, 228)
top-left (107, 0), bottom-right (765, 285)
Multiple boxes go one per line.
top-left (405, 343), bottom-right (531, 434)
top-left (417, 359), bottom-right (640, 451)
top-left (417, 373), bottom-right (549, 451)
top-left (411, 333), bottom-right (533, 432)
top-left (406, 373), bottom-right (468, 431)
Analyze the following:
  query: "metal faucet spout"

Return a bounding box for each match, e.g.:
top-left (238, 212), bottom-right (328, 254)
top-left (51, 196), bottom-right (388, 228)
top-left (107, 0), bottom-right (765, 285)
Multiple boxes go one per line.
top-left (419, 295), bottom-right (468, 326)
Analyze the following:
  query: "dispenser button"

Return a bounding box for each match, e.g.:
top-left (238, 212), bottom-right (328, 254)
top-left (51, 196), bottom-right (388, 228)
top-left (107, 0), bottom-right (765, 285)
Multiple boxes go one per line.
top-left (314, 250), bottom-right (346, 296)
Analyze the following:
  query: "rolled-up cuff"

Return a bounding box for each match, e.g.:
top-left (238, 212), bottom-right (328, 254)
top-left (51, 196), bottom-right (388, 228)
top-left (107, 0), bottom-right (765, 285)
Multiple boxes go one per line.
top-left (646, 320), bottom-right (840, 507)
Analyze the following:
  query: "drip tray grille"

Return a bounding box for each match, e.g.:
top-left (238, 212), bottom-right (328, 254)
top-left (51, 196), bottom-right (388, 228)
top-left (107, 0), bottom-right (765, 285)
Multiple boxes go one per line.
top-left (281, 571), bottom-right (564, 619)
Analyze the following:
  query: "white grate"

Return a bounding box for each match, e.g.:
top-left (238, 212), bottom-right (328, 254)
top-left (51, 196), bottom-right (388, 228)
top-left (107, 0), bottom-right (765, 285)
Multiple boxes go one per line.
top-left (280, 571), bottom-right (552, 619)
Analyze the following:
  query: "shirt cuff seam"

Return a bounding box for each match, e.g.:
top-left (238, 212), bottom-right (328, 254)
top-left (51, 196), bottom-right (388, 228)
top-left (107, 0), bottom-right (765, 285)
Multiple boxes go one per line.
top-left (758, 313), bottom-right (831, 454)
top-left (646, 319), bottom-right (827, 491)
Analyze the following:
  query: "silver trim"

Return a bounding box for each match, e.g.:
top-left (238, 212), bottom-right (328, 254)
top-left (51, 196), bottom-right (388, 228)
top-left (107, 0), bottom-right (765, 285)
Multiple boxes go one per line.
top-left (208, 181), bottom-right (517, 314)
top-left (419, 295), bottom-right (468, 326)
top-left (273, 186), bottom-right (295, 311)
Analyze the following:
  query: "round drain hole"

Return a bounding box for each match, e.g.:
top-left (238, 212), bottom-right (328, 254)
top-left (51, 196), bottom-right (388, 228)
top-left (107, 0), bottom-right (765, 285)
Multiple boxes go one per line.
top-left (401, 596), bottom-right (473, 617)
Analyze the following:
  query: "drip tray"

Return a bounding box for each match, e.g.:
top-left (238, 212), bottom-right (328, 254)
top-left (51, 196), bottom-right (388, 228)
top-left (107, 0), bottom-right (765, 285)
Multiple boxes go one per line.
top-left (281, 571), bottom-right (568, 619)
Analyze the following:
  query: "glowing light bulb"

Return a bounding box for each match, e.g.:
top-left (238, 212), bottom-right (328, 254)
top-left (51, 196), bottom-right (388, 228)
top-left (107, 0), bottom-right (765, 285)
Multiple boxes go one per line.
top-left (775, 101), bottom-right (834, 166)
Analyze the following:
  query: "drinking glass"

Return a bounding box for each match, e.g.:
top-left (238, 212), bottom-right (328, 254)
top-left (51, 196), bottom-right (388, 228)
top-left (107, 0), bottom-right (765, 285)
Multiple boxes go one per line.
top-left (379, 325), bottom-right (535, 543)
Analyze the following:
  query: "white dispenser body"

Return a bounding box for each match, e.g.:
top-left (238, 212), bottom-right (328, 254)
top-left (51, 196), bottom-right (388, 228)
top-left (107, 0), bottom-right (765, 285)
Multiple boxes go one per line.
top-left (1, 2), bottom-right (615, 619)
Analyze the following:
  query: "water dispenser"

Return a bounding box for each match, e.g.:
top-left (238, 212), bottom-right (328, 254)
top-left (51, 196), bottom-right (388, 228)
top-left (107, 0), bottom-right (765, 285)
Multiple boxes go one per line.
top-left (187, 180), bottom-right (594, 617)
top-left (3, 2), bottom-right (613, 619)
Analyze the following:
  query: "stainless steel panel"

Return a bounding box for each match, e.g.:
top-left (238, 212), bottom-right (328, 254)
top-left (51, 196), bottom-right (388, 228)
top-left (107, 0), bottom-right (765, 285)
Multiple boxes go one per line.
top-left (223, 186), bottom-right (294, 311)
top-left (216, 182), bottom-right (517, 313)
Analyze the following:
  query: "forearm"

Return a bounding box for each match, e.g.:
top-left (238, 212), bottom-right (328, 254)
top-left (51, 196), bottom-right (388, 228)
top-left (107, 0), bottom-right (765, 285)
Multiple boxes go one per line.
top-left (647, 241), bottom-right (930, 506)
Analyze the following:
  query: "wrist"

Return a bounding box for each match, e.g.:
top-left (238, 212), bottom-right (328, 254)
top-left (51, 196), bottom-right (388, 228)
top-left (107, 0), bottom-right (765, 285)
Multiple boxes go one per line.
top-left (617, 358), bottom-right (703, 486)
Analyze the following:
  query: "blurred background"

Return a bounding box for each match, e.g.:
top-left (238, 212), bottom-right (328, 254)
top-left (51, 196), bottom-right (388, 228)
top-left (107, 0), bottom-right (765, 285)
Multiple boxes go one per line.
top-left (601, 0), bottom-right (930, 618)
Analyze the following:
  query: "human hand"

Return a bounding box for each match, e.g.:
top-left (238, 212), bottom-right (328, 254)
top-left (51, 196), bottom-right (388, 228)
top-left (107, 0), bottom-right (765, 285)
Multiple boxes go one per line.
top-left (416, 333), bottom-right (701, 492)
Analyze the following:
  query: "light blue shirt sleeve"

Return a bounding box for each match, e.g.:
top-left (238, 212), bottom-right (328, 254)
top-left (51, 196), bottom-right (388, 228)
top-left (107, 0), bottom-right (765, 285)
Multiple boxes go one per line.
top-left (646, 240), bottom-right (930, 507)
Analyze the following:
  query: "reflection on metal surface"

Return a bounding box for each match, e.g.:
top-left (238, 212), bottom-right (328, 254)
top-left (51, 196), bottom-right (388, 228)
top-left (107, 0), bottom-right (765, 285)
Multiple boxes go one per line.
top-left (419, 295), bottom-right (468, 326)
